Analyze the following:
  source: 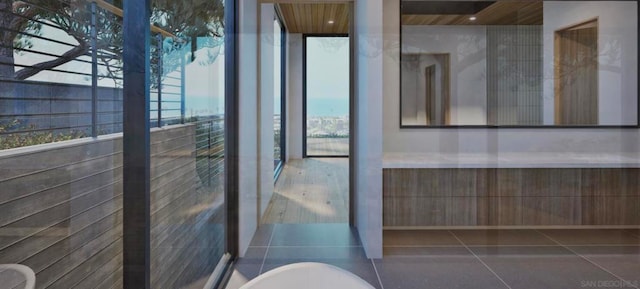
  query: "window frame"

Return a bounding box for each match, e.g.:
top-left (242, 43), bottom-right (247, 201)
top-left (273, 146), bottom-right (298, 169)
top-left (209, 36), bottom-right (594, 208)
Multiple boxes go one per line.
top-left (274, 7), bottom-right (287, 180)
top-left (302, 33), bottom-right (351, 158)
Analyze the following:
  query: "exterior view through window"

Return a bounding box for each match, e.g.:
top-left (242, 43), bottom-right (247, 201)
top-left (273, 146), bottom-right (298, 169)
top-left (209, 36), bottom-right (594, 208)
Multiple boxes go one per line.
top-left (274, 14), bottom-right (285, 172)
top-left (304, 36), bottom-right (350, 157)
top-left (0, 0), bottom-right (232, 287)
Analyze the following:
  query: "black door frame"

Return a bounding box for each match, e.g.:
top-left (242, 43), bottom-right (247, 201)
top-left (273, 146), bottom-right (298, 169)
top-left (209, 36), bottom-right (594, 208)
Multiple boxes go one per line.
top-left (274, 6), bottom-right (287, 181)
top-left (122, 0), bottom-right (239, 288)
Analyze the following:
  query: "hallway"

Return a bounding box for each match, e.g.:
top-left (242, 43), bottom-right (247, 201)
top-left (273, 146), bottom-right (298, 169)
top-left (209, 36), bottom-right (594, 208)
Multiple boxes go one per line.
top-left (262, 158), bottom-right (349, 224)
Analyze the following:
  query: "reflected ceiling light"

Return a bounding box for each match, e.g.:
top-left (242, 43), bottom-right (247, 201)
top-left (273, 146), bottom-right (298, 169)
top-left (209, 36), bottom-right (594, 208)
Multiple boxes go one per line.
top-left (469, 16), bottom-right (477, 21)
top-left (328, 20), bottom-right (335, 24)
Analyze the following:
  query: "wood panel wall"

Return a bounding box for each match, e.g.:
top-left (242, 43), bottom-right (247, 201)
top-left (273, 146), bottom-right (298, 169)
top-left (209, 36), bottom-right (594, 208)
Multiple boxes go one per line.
top-left (0, 124), bottom-right (223, 289)
top-left (487, 25), bottom-right (543, 125)
top-left (0, 136), bottom-right (124, 289)
top-left (402, 1), bottom-right (543, 26)
top-left (383, 168), bottom-right (640, 227)
top-left (149, 125), bottom-right (225, 289)
top-left (276, 3), bottom-right (349, 34)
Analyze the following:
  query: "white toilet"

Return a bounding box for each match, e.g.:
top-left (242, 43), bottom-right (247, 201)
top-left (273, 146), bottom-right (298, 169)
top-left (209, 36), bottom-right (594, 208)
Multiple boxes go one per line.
top-left (239, 262), bottom-right (375, 289)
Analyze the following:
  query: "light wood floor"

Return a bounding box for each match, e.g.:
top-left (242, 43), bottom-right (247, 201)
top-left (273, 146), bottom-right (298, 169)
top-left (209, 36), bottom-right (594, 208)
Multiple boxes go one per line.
top-left (306, 137), bottom-right (349, 156)
top-left (262, 158), bottom-right (349, 224)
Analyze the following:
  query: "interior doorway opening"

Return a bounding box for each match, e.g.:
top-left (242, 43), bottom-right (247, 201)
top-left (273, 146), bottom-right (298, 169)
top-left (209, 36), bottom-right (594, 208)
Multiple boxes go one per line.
top-left (303, 35), bottom-right (351, 158)
top-left (260, 3), bottom-right (353, 225)
top-left (554, 18), bottom-right (599, 125)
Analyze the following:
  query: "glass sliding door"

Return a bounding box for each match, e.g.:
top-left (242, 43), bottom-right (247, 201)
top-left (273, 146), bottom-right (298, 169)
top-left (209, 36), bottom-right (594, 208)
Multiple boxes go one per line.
top-left (304, 35), bottom-right (350, 157)
top-left (0, 0), bottom-right (235, 288)
top-left (146, 0), bottom-right (232, 288)
top-left (274, 12), bottom-right (286, 176)
top-left (0, 2), bottom-right (124, 288)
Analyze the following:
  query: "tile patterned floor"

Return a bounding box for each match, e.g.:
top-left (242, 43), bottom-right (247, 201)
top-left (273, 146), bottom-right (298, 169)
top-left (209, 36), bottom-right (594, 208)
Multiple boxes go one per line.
top-left (225, 224), bottom-right (381, 289)
top-left (225, 226), bottom-right (640, 289)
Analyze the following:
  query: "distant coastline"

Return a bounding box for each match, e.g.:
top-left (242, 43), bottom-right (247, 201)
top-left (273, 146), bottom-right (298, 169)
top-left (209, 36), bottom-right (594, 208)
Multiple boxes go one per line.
top-left (306, 97), bottom-right (349, 117)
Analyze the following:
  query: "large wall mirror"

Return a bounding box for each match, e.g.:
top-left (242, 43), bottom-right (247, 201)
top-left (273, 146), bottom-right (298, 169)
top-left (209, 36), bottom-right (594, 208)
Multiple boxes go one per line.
top-left (400, 0), bottom-right (638, 127)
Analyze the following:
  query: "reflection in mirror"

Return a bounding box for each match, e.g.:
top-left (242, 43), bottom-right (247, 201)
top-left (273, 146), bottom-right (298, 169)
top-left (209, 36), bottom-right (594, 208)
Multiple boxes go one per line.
top-left (555, 19), bottom-right (598, 125)
top-left (401, 53), bottom-right (450, 125)
top-left (400, 0), bottom-right (638, 127)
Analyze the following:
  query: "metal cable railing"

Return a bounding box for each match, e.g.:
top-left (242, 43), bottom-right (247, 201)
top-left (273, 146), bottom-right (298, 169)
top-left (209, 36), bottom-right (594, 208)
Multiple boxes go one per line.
top-left (194, 117), bottom-right (226, 189)
top-left (0, 0), bottom-right (190, 149)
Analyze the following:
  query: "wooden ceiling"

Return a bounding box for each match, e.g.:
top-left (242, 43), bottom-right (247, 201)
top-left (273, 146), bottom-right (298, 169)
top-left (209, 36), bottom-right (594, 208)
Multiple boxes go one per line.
top-left (402, 1), bottom-right (543, 25)
top-left (276, 3), bottom-right (350, 34)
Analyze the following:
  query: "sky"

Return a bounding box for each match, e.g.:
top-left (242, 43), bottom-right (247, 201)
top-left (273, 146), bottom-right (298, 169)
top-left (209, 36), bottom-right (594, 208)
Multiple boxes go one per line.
top-left (305, 37), bottom-right (350, 117)
top-left (14, 24), bottom-right (350, 118)
top-left (14, 24), bottom-right (226, 119)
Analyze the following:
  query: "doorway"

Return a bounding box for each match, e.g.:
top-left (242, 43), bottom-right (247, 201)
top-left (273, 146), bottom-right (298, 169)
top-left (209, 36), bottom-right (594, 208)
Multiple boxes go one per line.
top-left (261, 3), bottom-right (353, 225)
top-left (554, 18), bottom-right (599, 125)
top-left (303, 35), bottom-right (350, 157)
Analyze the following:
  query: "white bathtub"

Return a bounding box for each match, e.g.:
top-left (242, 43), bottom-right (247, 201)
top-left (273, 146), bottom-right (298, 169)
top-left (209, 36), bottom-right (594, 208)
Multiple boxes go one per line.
top-left (0, 264), bottom-right (35, 289)
top-left (239, 262), bottom-right (375, 289)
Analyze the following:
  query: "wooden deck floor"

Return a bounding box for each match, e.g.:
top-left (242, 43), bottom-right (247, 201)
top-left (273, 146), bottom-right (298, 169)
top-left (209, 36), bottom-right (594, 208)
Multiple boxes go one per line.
top-left (262, 158), bottom-right (349, 224)
top-left (306, 137), bottom-right (349, 156)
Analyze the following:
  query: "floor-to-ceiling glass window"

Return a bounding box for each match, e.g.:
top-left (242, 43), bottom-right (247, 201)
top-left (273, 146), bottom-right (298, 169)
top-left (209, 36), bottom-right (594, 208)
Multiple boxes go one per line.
top-left (274, 11), bottom-right (286, 176)
top-left (0, 1), bottom-right (125, 288)
top-left (0, 0), bottom-right (235, 288)
top-left (304, 35), bottom-right (350, 157)
top-left (147, 0), bottom-right (231, 288)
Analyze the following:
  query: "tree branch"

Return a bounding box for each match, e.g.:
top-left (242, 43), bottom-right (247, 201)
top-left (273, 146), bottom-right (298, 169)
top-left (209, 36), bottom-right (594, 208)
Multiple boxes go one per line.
top-left (12, 1), bottom-right (27, 10)
top-left (2, 4), bottom-right (37, 51)
top-left (14, 41), bottom-right (89, 79)
top-left (9, 6), bottom-right (37, 29)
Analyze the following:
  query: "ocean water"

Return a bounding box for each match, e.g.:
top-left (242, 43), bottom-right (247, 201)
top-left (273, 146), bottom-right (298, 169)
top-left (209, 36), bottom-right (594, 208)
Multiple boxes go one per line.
top-left (182, 96), bottom-right (349, 117)
top-left (306, 97), bottom-right (349, 117)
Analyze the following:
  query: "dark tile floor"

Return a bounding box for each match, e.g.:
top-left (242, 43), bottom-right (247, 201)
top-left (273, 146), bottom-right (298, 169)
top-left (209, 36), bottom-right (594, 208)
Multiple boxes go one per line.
top-left (224, 223), bottom-right (381, 289)
top-left (225, 225), bottom-right (640, 289)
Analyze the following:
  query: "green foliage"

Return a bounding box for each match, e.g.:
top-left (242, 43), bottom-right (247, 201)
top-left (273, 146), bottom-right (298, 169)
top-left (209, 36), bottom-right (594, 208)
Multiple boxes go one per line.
top-left (0, 120), bottom-right (86, 150)
top-left (12, 20), bottom-right (40, 54)
top-left (152, 0), bottom-right (225, 39)
top-left (2, 0), bottom-right (225, 81)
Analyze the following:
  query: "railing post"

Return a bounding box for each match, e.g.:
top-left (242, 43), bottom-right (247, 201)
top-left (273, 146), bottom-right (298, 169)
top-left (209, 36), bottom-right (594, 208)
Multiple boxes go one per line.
top-left (180, 45), bottom-right (186, 123)
top-left (90, 1), bottom-right (98, 137)
top-left (156, 34), bottom-right (163, 127)
top-left (208, 120), bottom-right (212, 187)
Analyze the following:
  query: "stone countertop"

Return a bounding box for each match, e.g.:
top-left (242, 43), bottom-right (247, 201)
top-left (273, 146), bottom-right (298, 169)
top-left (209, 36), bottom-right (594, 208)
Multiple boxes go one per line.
top-left (383, 152), bottom-right (640, 168)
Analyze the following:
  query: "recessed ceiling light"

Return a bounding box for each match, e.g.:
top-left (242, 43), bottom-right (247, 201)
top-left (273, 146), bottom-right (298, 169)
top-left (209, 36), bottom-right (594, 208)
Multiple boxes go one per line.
top-left (328, 20), bottom-right (335, 24)
top-left (469, 16), bottom-right (477, 21)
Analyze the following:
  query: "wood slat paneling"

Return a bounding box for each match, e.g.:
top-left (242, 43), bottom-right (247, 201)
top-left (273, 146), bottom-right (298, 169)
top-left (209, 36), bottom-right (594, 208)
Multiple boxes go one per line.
top-left (0, 137), bottom-right (123, 289)
top-left (262, 158), bottom-right (349, 223)
top-left (487, 25), bottom-right (543, 125)
top-left (149, 125), bottom-right (226, 289)
top-left (383, 168), bottom-right (640, 227)
top-left (277, 3), bottom-right (349, 34)
top-left (402, 1), bottom-right (543, 26)
top-left (0, 124), bottom-right (223, 289)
